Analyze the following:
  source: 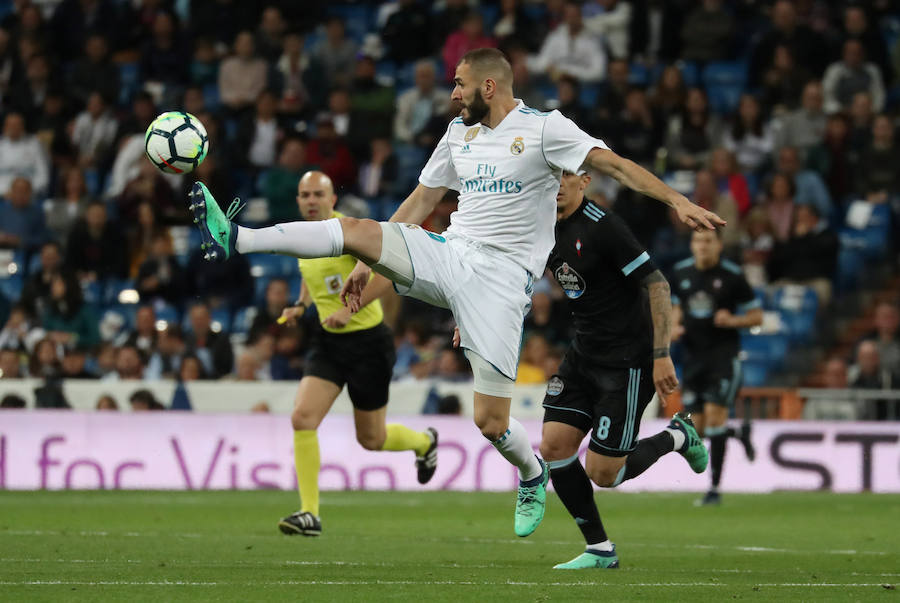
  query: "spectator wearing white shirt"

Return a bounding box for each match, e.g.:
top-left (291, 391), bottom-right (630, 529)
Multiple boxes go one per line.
top-left (583, 0), bottom-right (632, 60)
top-left (774, 81), bottom-right (826, 160)
top-left (70, 91), bottom-right (118, 169)
top-left (393, 60), bottom-right (449, 145)
top-left (0, 112), bottom-right (49, 197)
top-left (722, 94), bottom-right (775, 175)
top-left (822, 39), bottom-right (885, 114)
top-left (528, 0), bottom-right (607, 84)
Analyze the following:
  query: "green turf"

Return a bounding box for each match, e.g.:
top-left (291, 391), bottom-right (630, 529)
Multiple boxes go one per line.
top-left (0, 490), bottom-right (898, 601)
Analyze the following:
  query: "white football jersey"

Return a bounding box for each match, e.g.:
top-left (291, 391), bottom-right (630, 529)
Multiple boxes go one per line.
top-left (419, 99), bottom-right (609, 276)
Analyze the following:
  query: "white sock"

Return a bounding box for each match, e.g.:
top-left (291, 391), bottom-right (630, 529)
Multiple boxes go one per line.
top-left (586, 540), bottom-right (614, 553)
top-left (235, 219), bottom-right (344, 257)
top-left (665, 427), bottom-right (685, 451)
top-left (492, 416), bottom-right (542, 481)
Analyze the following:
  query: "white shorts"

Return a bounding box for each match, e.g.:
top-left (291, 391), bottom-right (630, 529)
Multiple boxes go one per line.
top-left (391, 223), bottom-right (534, 380)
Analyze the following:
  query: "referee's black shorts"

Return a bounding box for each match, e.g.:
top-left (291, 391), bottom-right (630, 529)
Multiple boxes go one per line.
top-left (304, 323), bottom-right (396, 411)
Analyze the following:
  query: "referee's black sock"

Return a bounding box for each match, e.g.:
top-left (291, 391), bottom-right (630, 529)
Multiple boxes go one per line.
top-left (621, 431), bottom-right (675, 482)
top-left (708, 433), bottom-right (728, 489)
top-left (549, 455), bottom-right (607, 545)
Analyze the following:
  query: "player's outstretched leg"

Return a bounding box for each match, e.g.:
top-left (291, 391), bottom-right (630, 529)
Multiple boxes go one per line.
top-left (548, 455), bottom-right (619, 570)
top-left (668, 412), bottom-right (709, 474)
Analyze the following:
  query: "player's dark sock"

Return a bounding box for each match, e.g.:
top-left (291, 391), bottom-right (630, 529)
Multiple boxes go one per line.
top-left (621, 431), bottom-right (675, 482)
top-left (549, 455), bottom-right (607, 545)
top-left (709, 433), bottom-right (727, 489)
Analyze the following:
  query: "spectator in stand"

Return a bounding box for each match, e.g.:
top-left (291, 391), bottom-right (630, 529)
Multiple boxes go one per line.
top-left (554, 75), bottom-right (589, 127)
top-left (123, 306), bottom-right (158, 359)
top-left (0, 305), bottom-right (35, 353)
top-left (664, 88), bottom-right (723, 171)
top-left (516, 333), bottom-right (552, 384)
top-left (118, 161), bottom-right (180, 225)
top-left (692, 169), bottom-right (739, 249)
top-left (139, 11), bottom-right (190, 94)
top-left (41, 274), bottom-right (99, 349)
top-left (249, 278), bottom-right (291, 340)
top-left (20, 241), bottom-right (64, 316)
top-left (822, 39), bottom-right (885, 114)
top-left (126, 201), bottom-right (169, 278)
top-left (271, 327), bottom-right (304, 381)
top-left (433, 0), bottom-right (471, 48)
top-left (348, 54), bottom-right (395, 157)
top-left (67, 33), bottom-right (119, 110)
top-left (61, 346), bottom-right (93, 379)
top-left (189, 0), bottom-right (262, 50)
top-left (184, 302), bottom-right (234, 378)
top-left (357, 138), bottom-right (398, 201)
top-left (806, 112), bottom-right (853, 204)
top-left (393, 59), bottom-right (449, 145)
top-left (184, 245), bottom-right (252, 311)
top-left (805, 357), bottom-right (856, 420)
top-left (748, 0), bottom-right (829, 87)
top-left (760, 44), bottom-right (811, 114)
top-left (381, 0), bottom-right (431, 63)
top-left (178, 354), bottom-right (206, 382)
top-left (841, 5), bottom-right (891, 86)
top-left (493, 0), bottom-right (540, 53)
top-left (29, 337), bottom-right (62, 379)
top-left (723, 95), bottom-right (775, 177)
top-left (583, 0), bottom-right (631, 60)
top-left (129, 389), bottom-right (165, 411)
top-left (136, 231), bottom-right (187, 307)
top-left (310, 17), bottom-right (357, 90)
top-left (443, 11), bottom-right (498, 83)
top-left (70, 91), bottom-right (117, 170)
top-left (306, 115), bottom-right (355, 193)
top-left (0, 394), bottom-right (26, 407)
top-left (218, 31), bottom-right (268, 115)
top-left (508, 48), bottom-right (547, 112)
top-left (237, 90), bottom-right (283, 171)
top-left (849, 340), bottom-right (899, 420)
top-left (9, 54), bottom-right (59, 131)
top-left (854, 114), bottom-right (900, 202)
top-left (862, 302), bottom-right (900, 376)
top-left (189, 37), bottom-right (219, 88)
top-left (679, 0), bottom-right (734, 63)
top-left (523, 288), bottom-right (570, 348)
top-left (49, 0), bottom-right (119, 60)
top-left (233, 349), bottom-right (261, 381)
top-left (766, 204), bottom-right (838, 308)
top-left (255, 6), bottom-right (286, 63)
top-left (648, 65), bottom-right (687, 125)
top-left (115, 91), bottom-right (157, 143)
top-left (275, 31), bottom-right (308, 118)
top-left (96, 394), bottom-right (118, 410)
top-left (592, 59), bottom-right (630, 122)
top-left (0, 112), bottom-right (49, 197)
top-left (774, 81), bottom-right (825, 160)
top-left (762, 172), bottom-right (796, 243)
top-left (602, 87), bottom-right (660, 168)
top-left (261, 136), bottom-right (312, 222)
top-left (0, 348), bottom-right (23, 379)
top-left (43, 167), bottom-right (92, 247)
top-left (848, 91), bottom-right (874, 153)
top-left (0, 177), bottom-right (47, 253)
top-left (65, 200), bottom-right (128, 283)
top-left (527, 1), bottom-right (604, 84)
top-left (709, 148), bottom-right (751, 216)
top-left (739, 207), bottom-right (775, 287)
top-left (776, 146), bottom-right (832, 221)
top-left (0, 27), bottom-right (18, 104)
top-left (145, 324), bottom-right (186, 380)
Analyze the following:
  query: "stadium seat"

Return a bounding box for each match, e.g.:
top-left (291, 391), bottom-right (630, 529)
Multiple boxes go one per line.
top-left (248, 254), bottom-right (298, 278)
top-left (103, 279), bottom-right (137, 305)
top-left (703, 61), bottom-right (747, 115)
top-left (772, 285), bottom-right (818, 343)
top-left (628, 63), bottom-right (650, 87)
top-left (153, 303), bottom-right (180, 327)
top-left (839, 202), bottom-right (891, 261)
top-left (288, 275), bottom-right (301, 301)
top-left (578, 83), bottom-right (600, 108)
top-left (81, 280), bottom-right (103, 306)
top-left (741, 359), bottom-right (768, 387)
top-left (117, 62), bottom-right (140, 106)
top-left (253, 276), bottom-right (271, 307)
top-left (100, 304), bottom-right (137, 336)
top-left (231, 306), bottom-right (259, 334)
top-left (326, 4), bottom-right (374, 44)
top-left (210, 307), bottom-right (232, 334)
top-left (0, 273), bottom-right (23, 302)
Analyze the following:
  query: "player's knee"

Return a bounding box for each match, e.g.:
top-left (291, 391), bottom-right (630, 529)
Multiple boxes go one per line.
top-left (339, 216), bottom-right (380, 241)
top-left (588, 466), bottom-right (620, 488)
top-left (475, 416), bottom-right (507, 442)
top-left (539, 440), bottom-right (575, 462)
top-left (356, 431), bottom-right (385, 451)
top-left (291, 407), bottom-right (317, 431)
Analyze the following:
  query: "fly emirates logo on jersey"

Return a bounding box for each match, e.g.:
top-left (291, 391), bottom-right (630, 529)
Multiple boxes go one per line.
top-left (458, 162), bottom-right (524, 195)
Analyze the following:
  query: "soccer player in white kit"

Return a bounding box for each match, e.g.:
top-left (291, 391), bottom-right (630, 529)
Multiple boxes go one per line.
top-left (187, 48), bottom-right (725, 538)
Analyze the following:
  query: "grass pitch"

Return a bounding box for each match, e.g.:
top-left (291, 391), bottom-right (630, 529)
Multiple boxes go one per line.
top-left (0, 490), bottom-right (898, 601)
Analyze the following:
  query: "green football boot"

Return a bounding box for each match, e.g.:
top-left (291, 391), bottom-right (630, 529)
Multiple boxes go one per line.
top-left (187, 181), bottom-right (242, 261)
top-left (669, 412), bottom-right (709, 473)
top-left (514, 457), bottom-right (549, 537)
top-left (554, 546), bottom-right (620, 569)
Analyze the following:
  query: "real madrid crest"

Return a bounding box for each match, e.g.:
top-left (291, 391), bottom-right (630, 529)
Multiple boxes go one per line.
top-left (510, 136), bottom-right (525, 155)
top-left (465, 126), bottom-right (480, 142)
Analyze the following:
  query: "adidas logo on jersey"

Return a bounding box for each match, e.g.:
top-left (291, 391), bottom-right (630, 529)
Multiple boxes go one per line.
top-left (460, 144), bottom-right (471, 154)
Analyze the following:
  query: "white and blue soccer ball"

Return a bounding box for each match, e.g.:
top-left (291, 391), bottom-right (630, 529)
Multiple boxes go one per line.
top-left (144, 111), bottom-right (209, 174)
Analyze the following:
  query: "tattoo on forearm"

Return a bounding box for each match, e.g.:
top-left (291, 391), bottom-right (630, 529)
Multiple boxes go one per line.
top-left (643, 270), bottom-right (672, 355)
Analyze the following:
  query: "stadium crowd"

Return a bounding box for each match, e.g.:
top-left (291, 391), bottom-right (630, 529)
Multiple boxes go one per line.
top-left (0, 0), bottom-right (899, 413)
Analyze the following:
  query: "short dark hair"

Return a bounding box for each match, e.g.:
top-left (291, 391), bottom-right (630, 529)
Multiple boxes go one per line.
top-left (0, 394), bottom-right (26, 408)
top-left (458, 48), bottom-right (513, 87)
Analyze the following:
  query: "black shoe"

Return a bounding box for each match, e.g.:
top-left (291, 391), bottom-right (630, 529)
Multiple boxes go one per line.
top-left (739, 423), bottom-right (755, 462)
top-left (278, 511), bottom-right (322, 536)
top-left (695, 490), bottom-right (721, 506)
top-left (416, 427), bottom-right (438, 484)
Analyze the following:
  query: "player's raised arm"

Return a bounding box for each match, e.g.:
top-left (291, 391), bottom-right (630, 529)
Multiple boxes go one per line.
top-left (584, 148), bottom-right (726, 231)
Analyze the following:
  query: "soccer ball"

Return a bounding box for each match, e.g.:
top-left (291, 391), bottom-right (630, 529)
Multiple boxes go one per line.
top-left (144, 111), bottom-right (209, 174)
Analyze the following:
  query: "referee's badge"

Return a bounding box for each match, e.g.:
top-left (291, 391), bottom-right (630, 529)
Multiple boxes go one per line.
top-left (546, 376), bottom-right (564, 396)
top-left (325, 274), bottom-right (344, 295)
top-left (510, 136), bottom-right (525, 155)
top-left (465, 126), bottom-right (480, 142)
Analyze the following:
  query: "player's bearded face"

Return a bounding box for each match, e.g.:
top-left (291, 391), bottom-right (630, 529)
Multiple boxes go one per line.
top-left (461, 87), bottom-right (489, 126)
